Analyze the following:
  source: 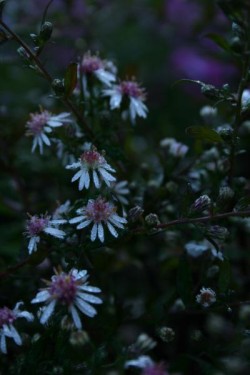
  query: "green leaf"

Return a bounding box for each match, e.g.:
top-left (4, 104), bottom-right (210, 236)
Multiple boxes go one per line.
top-left (172, 78), bottom-right (204, 89)
top-left (218, 258), bottom-right (231, 293)
top-left (177, 255), bottom-right (193, 306)
top-left (206, 33), bottom-right (231, 52)
top-left (186, 126), bottom-right (223, 143)
top-left (64, 62), bottom-right (78, 98)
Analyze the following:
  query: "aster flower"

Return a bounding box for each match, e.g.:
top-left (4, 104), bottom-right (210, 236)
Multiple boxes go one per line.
top-left (80, 51), bottom-right (116, 90)
top-left (111, 180), bottom-right (130, 205)
top-left (160, 137), bottom-right (188, 157)
top-left (66, 149), bottom-right (116, 190)
top-left (0, 302), bottom-right (34, 354)
top-left (25, 108), bottom-right (71, 154)
top-left (69, 197), bottom-right (127, 242)
top-left (25, 214), bottom-right (67, 254)
top-left (196, 287), bottom-right (216, 308)
top-left (103, 79), bottom-right (148, 122)
top-left (31, 268), bottom-right (102, 329)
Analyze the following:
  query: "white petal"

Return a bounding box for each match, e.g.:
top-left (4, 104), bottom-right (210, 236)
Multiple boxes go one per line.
top-left (44, 227), bottom-right (65, 239)
top-left (98, 168), bottom-right (116, 185)
top-left (77, 220), bottom-right (92, 230)
top-left (107, 222), bottom-right (118, 238)
top-left (110, 91), bottom-right (122, 109)
top-left (78, 285), bottom-right (101, 293)
top-left (91, 224), bottom-right (98, 241)
top-left (71, 170), bottom-right (82, 182)
top-left (69, 215), bottom-right (85, 224)
top-left (0, 334), bottom-right (7, 354)
top-left (17, 311), bottom-right (34, 322)
top-left (41, 132), bottom-right (51, 146)
top-left (97, 223), bottom-right (104, 243)
top-left (28, 236), bottom-right (40, 254)
top-left (77, 292), bottom-right (102, 304)
top-left (66, 162), bottom-right (81, 170)
top-left (93, 170), bottom-right (100, 188)
top-left (75, 298), bottom-right (97, 317)
top-left (40, 300), bottom-right (56, 324)
top-left (79, 170), bottom-right (90, 190)
top-left (69, 305), bottom-right (82, 329)
top-left (10, 326), bottom-right (22, 345)
top-left (31, 290), bottom-right (50, 304)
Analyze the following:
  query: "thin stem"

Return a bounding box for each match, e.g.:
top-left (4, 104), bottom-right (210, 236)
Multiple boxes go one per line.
top-left (132, 209), bottom-right (250, 235)
top-left (0, 19), bottom-right (95, 141)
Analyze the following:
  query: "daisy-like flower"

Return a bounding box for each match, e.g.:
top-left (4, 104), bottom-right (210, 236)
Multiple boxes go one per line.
top-left (196, 287), bottom-right (216, 308)
top-left (31, 268), bottom-right (102, 329)
top-left (0, 302), bottom-right (34, 354)
top-left (80, 51), bottom-right (116, 88)
top-left (111, 180), bottom-right (130, 205)
top-left (25, 108), bottom-right (71, 154)
top-left (69, 197), bottom-right (127, 242)
top-left (66, 149), bottom-right (116, 190)
top-left (25, 214), bottom-right (67, 254)
top-left (103, 79), bottom-right (148, 123)
top-left (160, 137), bottom-right (188, 158)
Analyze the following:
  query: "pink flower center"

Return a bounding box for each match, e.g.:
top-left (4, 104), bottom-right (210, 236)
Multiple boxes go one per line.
top-left (86, 198), bottom-right (115, 223)
top-left (49, 274), bottom-right (77, 305)
top-left (80, 150), bottom-right (103, 168)
top-left (142, 363), bottom-right (168, 375)
top-left (26, 111), bottom-right (50, 135)
top-left (200, 291), bottom-right (215, 305)
top-left (120, 81), bottom-right (143, 98)
top-left (81, 55), bottom-right (103, 73)
top-left (27, 216), bottom-right (49, 236)
top-left (0, 307), bottom-right (16, 327)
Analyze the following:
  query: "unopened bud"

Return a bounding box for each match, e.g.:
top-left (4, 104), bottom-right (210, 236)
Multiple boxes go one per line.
top-left (218, 186), bottom-right (234, 201)
top-left (145, 213), bottom-right (160, 227)
top-left (128, 206), bottom-right (144, 223)
top-left (40, 21), bottom-right (53, 41)
top-left (200, 105), bottom-right (218, 123)
top-left (230, 36), bottom-right (244, 53)
top-left (136, 333), bottom-right (157, 351)
top-left (218, 127), bottom-right (233, 141)
top-left (69, 330), bottom-right (89, 346)
top-left (206, 225), bottom-right (229, 241)
top-left (52, 79), bottom-right (65, 96)
top-left (232, 22), bottom-right (244, 38)
top-left (190, 195), bottom-right (211, 213)
top-left (157, 326), bottom-right (175, 343)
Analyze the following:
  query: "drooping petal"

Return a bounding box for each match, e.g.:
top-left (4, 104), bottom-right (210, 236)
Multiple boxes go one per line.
top-left (40, 300), bottom-right (56, 325)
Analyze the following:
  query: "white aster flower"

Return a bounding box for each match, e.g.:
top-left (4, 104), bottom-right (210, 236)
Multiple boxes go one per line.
top-left (69, 196), bottom-right (127, 242)
top-left (0, 302), bottom-right (34, 354)
top-left (25, 214), bottom-right (66, 254)
top-left (160, 137), bottom-right (188, 157)
top-left (25, 108), bottom-right (71, 154)
top-left (80, 51), bottom-right (116, 90)
top-left (111, 180), bottom-right (130, 205)
top-left (66, 149), bottom-right (116, 190)
top-left (31, 268), bottom-right (102, 329)
top-left (103, 79), bottom-right (148, 123)
top-left (196, 287), bottom-right (216, 308)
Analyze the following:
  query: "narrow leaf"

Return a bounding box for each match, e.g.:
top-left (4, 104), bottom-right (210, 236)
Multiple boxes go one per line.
top-left (186, 126), bottom-right (223, 143)
top-left (206, 33), bottom-right (231, 52)
top-left (218, 258), bottom-right (231, 293)
top-left (177, 255), bottom-right (192, 306)
top-left (64, 62), bottom-right (78, 98)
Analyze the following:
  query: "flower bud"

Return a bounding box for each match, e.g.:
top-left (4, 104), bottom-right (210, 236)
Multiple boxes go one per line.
top-left (69, 330), bottom-right (89, 346)
top-left (196, 287), bottom-right (216, 308)
top-left (206, 225), bottom-right (229, 241)
top-left (230, 36), bottom-right (244, 53)
top-left (190, 195), bottom-right (211, 213)
top-left (136, 333), bottom-right (157, 351)
top-left (157, 326), bottom-right (175, 343)
top-left (218, 186), bottom-right (234, 201)
top-left (128, 206), bottom-right (144, 223)
top-left (40, 21), bottom-right (53, 41)
top-left (145, 213), bottom-right (160, 227)
top-left (52, 79), bottom-right (65, 96)
top-left (218, 126), bottom-right (233, 141)
top-left (200, 105), bottom-right (218, 123)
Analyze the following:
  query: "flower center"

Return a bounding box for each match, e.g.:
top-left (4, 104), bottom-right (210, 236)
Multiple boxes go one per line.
top-left (120, 81), bottom-right (143, 98)
top-left (0, 307), bottom-right (16, 327)
top-left (26, 111), bottom-right (50, 135)
top-left (49, 274), bottom-right (77, 305)
top-left (81, 55), bottom-right (103, 73)
top-left (27, 216), bottom-right (49, 236)
top-left (80, 150), bottom-right (103, 168)
top-left (86, 198), bottom-right (115, 223)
